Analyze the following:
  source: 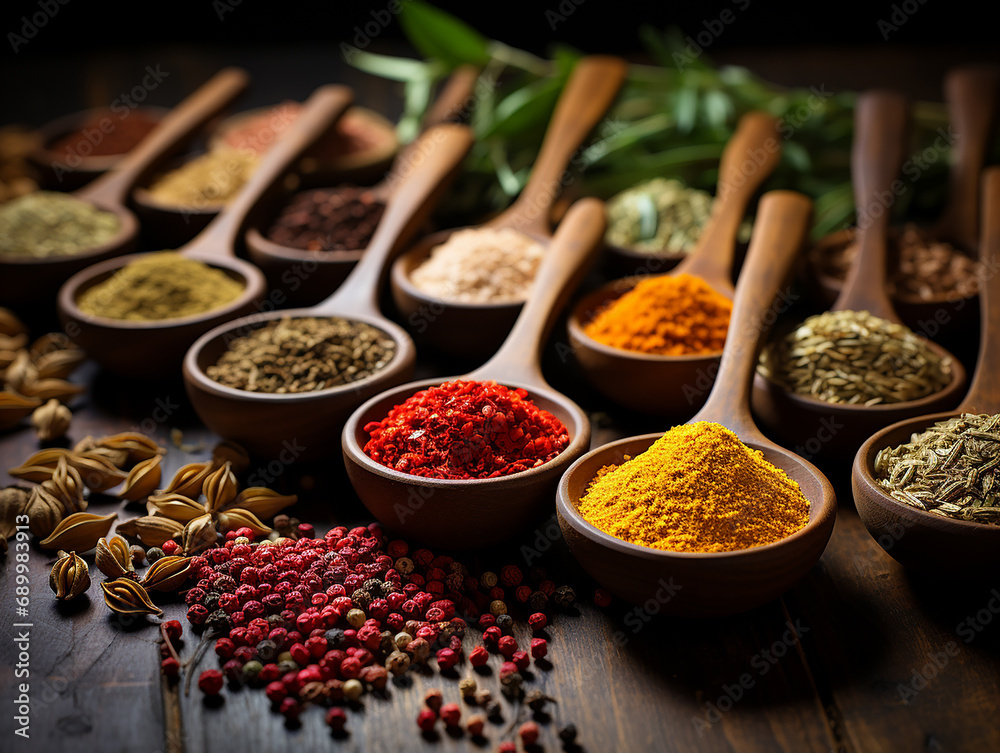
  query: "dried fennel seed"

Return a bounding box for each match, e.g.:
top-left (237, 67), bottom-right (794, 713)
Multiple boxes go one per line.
top-left (757, 310), bottom-right (951, 406)
top-left (207, 316), bottom-right (396, 393)
top-left (874, 413), bottom-right (1000, 524)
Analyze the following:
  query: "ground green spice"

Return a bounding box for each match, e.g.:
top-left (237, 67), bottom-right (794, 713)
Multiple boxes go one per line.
top-left (0, 191), bottom-right (120, 257)
top-left (75, 252), bottom-right (244, 321)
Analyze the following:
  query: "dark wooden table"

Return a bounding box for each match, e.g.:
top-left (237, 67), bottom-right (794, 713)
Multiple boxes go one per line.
top-left (2, 43), bottom-right (1000, 753)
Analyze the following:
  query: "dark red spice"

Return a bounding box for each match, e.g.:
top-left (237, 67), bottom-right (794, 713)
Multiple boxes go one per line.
top-left (266, 185), bottom-right (386, 252)
top-left (198, 669), bottom-right (224, 695)
top-left (363, 380), bottom-right (570, 480)
top-left (49, 109), bottom-right (160, 159)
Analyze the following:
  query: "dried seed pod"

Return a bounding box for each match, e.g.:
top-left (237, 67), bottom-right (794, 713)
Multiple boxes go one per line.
top-left (161, 461), bottom-right (213, 498)
top-left (119, 515), bottom-right (185, 547)
top-left (73, 436), bottom-right (129, 468)
top-left (38, 511), bottom-right (117, 551)
top-left (8, 448), bottom-right (71, 482)
top-left (68, 451), bottom-right (129, 492)
top-left (141, 555), bottom-right (191, 592)
top-left (145, 492), bottom-right (204, 522)
top-left (202, 462), bottom-right (238, 513)
top-left (96, 535), bottom-right (134, 579)
top-left (50, 551), bottom-right (91, 600)
top-left (0, 307), bottom-right (28, 338)
top-left (101, 577), bottom-right (162, 617)
top-left (181, 513), bottom-right (217, 554)
top-left (5, 350), bottom-right (37, 392)
top-left (0, 486), bottom-right (31, 539)
top-left (0, 390), bottom-right (42, 430)
top-left (230, 487), bottom-right (297, 519)
top-left (31, 338), bottom-right (85, 380)
top-left (18, 378), bottom-right (85, 402)
top-left (31, 399), bottom-right (72, 441)
top-left (96, 432), bottom-right (165, 464)
top-left (48, 456), bottom-right (86, 514)
top-left (215, 508), bottom-right (271, 537)
top-left (119, 455), bottom-right (163, 502)
top-left (212, 440), bottom-right (250, 475)
top-left (26, 484), bottom-right (66, 538)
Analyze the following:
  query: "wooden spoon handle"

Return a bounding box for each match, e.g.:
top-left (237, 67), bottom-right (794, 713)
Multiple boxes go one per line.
top-left (180, 85), bottom-right (353, 259)
top-left (76, 67), bottom-right (250, 207)
top-left (834, 89), bottom-right (908, 320)
top-left (693, 191), bottom-right (813, 444)
top-left (959, 167), bottom-right (1000, 413)
top-left (936, 65), bottom-right (1000, 253)
top-left (508, 56), bottom-right (627, 232)
top-left (316, 123), bottom-right (474, 316)
top-left (679, 111), bottom-right (782, 292)
top-left (422, 64), bottom-right (480, 128)
top-left (469, 198), bottom-right (607, 387)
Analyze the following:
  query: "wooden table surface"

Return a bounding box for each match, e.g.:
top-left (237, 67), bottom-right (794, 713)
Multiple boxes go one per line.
top-left (2, 44), bottom-right (999, 753)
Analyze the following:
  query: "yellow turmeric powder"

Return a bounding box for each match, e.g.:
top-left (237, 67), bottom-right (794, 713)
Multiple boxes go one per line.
top-left (583, 273), bottom-right (732, 355)
top-left (578, 422), bottom-right (809, 553)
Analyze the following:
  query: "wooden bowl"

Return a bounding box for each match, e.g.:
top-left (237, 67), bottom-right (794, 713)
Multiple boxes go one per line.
top-left (131, 155), bottom-right (229, 248)
top-left (853, 411), bottom-right (1000, 572)
top-left (343, 376), bottom-right (591, 548)
top-left (57, 251), bottom-right (266, 377)
top-left (28, 106), bottom-right (166, 191)
top-left (601, 241), bottom-right (686, 280)
top-left (184, 309), bottom-right (416, 460)
top-left (556, 432), bottom-right (837, 616)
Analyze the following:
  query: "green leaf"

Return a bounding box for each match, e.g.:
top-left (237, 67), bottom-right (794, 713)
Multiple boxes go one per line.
top-left (703, 90), bottom-right (733, 129)
top-left (399, 1), bottom-right (491, 66)
top-left (397, 77), bottom-right (434, 143)
top-left (348, 50), bottom-right (438, 82)
top-left (481, 75), bottom-right (563, 139)
top-left (675, 87), bottom-right (698, 134)
top-left (783, 140), bottom-right (812, 173)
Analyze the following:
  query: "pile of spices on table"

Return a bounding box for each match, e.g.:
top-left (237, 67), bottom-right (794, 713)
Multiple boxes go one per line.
top-left (604, 178), bottom-right (713, 254)
top-left (364, 380), bottom-right (569, 479)
top-left (75, 252), bottom-right (244, 320)
top-left (809, 223), bottom-right (982, 301)
top-left (578, 421), bottom-right (809, 552)
top-left (145, 148), bottom-right (258, 208)
top-left (583, 273), bottom-right (732, 355)
top-left (0, 191), bottom-right (120, 257)
top-left (206, 316), bottom-right (396, 392)
top-left (409, 228), bottom-right (545, 303)
top-left (0, 307), bottom-right (84, 432)
top-left (757, 309), bottom-right (952, 405)
top-left (217, 102), bottom-right (383, 159)
top-left (265, 186), bottom-right (386, 251)
top-left (48, 109), bottom-right (160, 161)
top-left (874, 412), bottom-right (1000, 524)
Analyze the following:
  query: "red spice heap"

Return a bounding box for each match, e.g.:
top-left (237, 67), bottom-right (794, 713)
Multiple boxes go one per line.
top-left (363, 380), bottom-right (570, 479)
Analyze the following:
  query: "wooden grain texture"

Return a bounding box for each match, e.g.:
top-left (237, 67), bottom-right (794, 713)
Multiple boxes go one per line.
top-left (1, 43), bottom-right (999, 753)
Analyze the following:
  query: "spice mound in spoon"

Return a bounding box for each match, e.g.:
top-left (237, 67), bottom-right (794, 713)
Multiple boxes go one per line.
top-left (582, 273), bottom-right (732, 356)
top-left (75, 252), bottom-right (244, 321)
top-left (578, 421), bottom-right (809, 553)
top-left (757, 309), bottom-right (952, 406)
top-left (409, 227), bottom-right (545, 304)
top-left (810, 223), bottom-right (982, 301)
top-left (363, 379), bottom-right (569, 480)
top-left (0, 191), bottom-right (121, 257)
top-left (265, 186), bottom-right (386, 252)
top-left (874, 412), bottom-right (1000, 524)
top-left (146, 148), bottom-right (259, 209)
top-left (206, 316), bottom-right (397, 393)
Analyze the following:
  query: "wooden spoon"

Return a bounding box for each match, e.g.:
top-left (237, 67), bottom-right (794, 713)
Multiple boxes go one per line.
top-left (343, 198), bottom-right (607, 547)
top-left (244, 66), bottom-right (483, 306)
top-left (854, 166), bottom-right (1000, 573)
top-left (0, 68), bottom-right (249, 307)
top-left (390, 55), bottom-right (628, 358)
top-left (567, 111), bottom-right (782, 416)
top-left (808, 66), bottom-right (1000, 330)
top-left (56, 85), bottom-right (354, 377)
top-left (183, 123), bottom-right (474, 461)
top-left (753, 90), bottom-right (966, 459)
top-left (557, 190), bottom-right (837, 616)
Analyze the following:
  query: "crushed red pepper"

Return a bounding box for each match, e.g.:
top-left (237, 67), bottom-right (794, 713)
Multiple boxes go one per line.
top-left (363, 379), bottom-right (570, 479)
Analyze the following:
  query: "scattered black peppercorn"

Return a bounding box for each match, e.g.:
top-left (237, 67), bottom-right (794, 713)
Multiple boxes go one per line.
top-left (559, 723), bottom-right (578, 743)
top-left (553, 585), bottom-right (576, 608)
top-left (496, 613), bottom-right (514, 634)
top-left (529, 590), bottom-right (549, 612)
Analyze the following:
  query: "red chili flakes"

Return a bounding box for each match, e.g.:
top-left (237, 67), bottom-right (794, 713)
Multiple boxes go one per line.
top-left (363, 380), bottom-right (570, 480)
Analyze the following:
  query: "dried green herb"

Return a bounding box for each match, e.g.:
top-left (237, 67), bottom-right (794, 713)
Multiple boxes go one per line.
top-left (0, 191), bottom-right (120, 257)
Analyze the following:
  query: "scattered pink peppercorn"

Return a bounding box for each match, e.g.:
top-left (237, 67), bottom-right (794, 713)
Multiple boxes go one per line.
top-left (498, 636), bottom-right (517, 658)
top-left (279, 697), bottom-right (301, 720)
top-left (214, 637), bottom-right (235, 659)
top-left (511, 650), bottom-right (529, 671)
top-left (162, 620), bottom-right (183, 641)
top-left (499, 661), bottom-right (518, 679)
top-left (417, 708), bottom-right (437, 732)
top-left (297, 523), bottom-right (315, 539)
top-left (440, 702), bottom-right (461, 727)
top-left (436, 648), bottom-right (459, 671)
top-left (424, 688), bottom-right (443, 711)
top-left (198, 669), bottom-right (224, 695)
top-left (498, 742), bottom-right (516, 753)
top-left (160, 657), bottom-right (180, 678)
top-left (326, 707), bottom-right (347, 732)
top-left (519, 721), bottom-right (540, 745)
top-left (478, 614), bottom-right (496, 630)
top-left (265, 681), bottom-right (287, 703)
top-left (467, 714), bottom-right (486, 736)
top-left (161, 539), bottom-right (180, 555)
top-left (482, 626), bottom-right (501, 649)
top-left (531, 637), bottom-right (548, 659)
top-left (528, 612), bottom-right (547, 632)
top-left (594, 588), bottom-right (612, 607)
top-left (469, 645), bottom-right (489, 667)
